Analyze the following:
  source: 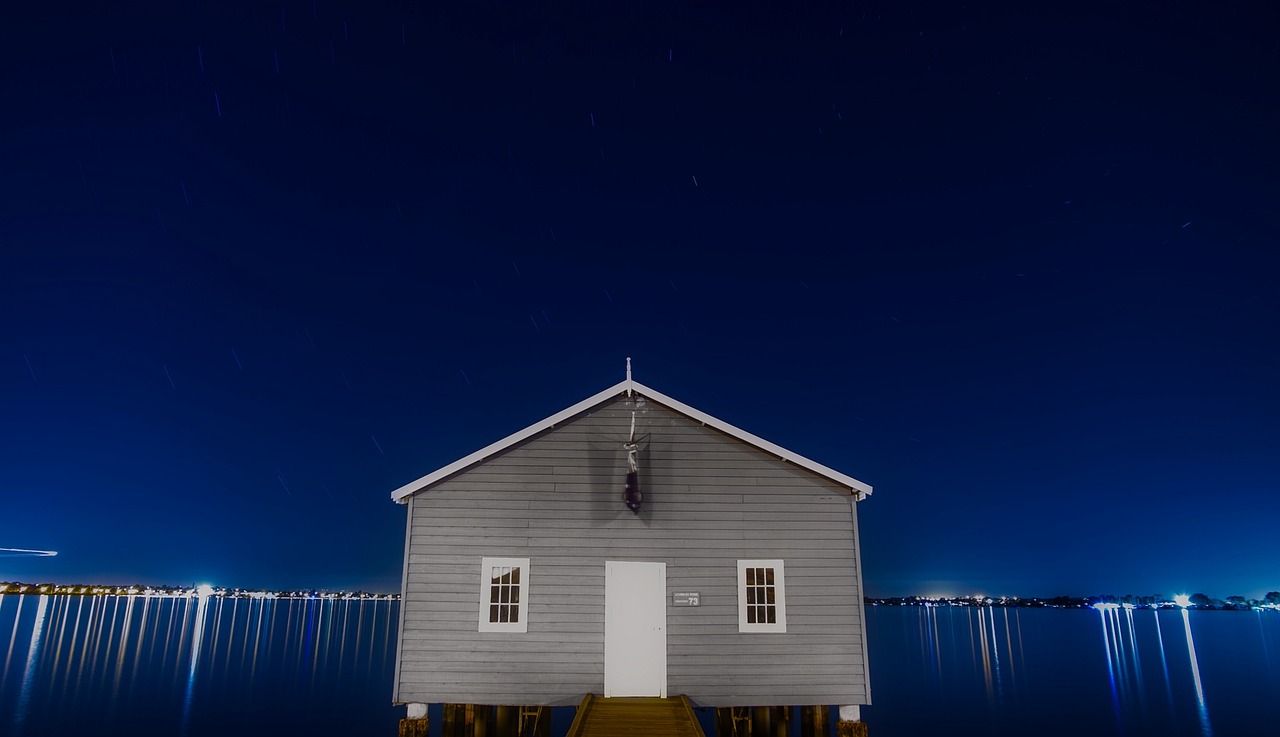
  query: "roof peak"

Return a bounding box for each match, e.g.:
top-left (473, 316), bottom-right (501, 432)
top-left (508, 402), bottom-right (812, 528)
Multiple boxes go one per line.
top-left (390, 377), bottom-right (872, 504)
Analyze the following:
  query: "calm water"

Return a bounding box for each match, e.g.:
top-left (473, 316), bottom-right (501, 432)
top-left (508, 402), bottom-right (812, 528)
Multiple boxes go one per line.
top-left (866, 604), bottom-right (1280, 736)
top-left (3, 595), bottom-right (1278, 736)
top-left (0, 593), bottom-right (401, 737)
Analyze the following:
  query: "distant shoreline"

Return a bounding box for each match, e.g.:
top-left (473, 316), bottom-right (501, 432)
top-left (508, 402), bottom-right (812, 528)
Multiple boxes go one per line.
top-left (869, 594), bottom-right (1280, 611)
top-left (0, 581), bottom-right (398, 600)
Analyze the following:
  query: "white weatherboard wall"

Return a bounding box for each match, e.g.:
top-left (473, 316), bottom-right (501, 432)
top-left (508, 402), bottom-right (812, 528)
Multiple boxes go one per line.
top-left (395, 395), bottom-right (869, 707)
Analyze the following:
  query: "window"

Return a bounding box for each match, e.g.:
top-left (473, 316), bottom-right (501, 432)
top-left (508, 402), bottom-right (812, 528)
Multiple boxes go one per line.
top-left (737, 559), bottom-right (786, 633)
top-left (479, 557), bottom-right (529, 633)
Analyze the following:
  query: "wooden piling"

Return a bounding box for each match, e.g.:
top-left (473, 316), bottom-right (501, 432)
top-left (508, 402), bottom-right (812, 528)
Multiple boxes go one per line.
top-left (800, 706), bottom-right (830, 737)
top-left (715, 706), bottom-right (751, 736)
top-left (443, 704), bottom-right (465, 737)
top-left (771, 707), bottom-right (789, 737)
top-left (398, 716), bottom-right (430, 737)
top-left (441, 703), bottom-right (551, 737)
top-left (835, 720), bottom-right (869, 737)
top-left (495, 705), bottom-right (516, 736)
top-left (750, 706), bottom-right (771, 737)
top-left (518, 706), bottom-right (551, 737)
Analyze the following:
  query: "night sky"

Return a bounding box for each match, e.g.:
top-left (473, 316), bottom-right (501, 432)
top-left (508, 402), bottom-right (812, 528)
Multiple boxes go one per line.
top-left (3, 1), bottom-right (1277, 598)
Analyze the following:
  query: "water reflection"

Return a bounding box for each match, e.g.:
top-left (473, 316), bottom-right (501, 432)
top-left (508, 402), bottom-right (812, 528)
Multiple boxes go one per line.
top-left (1151, 609), bottom-right (1174, 716)
top-left (181, 587), bottom-right (213, 735)
top-left (15, 595), bottom-right (48, 731)
top-left (0, 593), bottom-right (397, 736)
top-left (1092, 602), bottom-right (1215, 737)
top-left (906, 604), bottom-right (1027, 707)
top-left (1180, 608), bottom-right (1211, 737)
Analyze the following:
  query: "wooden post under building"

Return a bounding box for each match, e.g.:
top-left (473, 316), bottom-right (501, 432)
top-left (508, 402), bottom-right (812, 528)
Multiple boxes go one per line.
top-left (440, 703), bottom-right (551, 737)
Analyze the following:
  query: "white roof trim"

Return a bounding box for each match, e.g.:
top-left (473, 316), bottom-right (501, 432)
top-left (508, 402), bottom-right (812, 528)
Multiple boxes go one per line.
top-left (390, 379), bottom-right (873, 503)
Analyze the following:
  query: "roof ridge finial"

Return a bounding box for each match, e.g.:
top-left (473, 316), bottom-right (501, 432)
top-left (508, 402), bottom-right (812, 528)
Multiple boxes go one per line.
top-left (626, 356), bottom-right (633, 396)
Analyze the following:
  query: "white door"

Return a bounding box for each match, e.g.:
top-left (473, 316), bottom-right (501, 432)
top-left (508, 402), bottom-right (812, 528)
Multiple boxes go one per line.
top-left (604, 561), bottom-right (667, 697)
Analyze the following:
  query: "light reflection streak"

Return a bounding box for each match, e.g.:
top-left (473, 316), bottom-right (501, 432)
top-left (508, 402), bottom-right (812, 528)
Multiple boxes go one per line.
top-left (89, 596), bottom-right (116, 699)
top-left (1123, 608), bottom-right (1146, 713)
top-left (1256, 611), bottom-right (1272, 675)
top-left (160, 598), bottom-right (178, 678)
top-left (2, 595), bottom-right (24, 693)
top-left (1097, 605), bottom-right (1120, 723)
top-left (174, 596), bottom-right (193, 685)
top-left (268, 598), bottom-right (281, 671)
top-left (1001, 608), bottom-right (1015, 684)
top-left (219, 597), bottom-right (236, 692)
top-left (381, 600), bottom-right (392, 668)
top-left (2, 593), bottom-right (396, 733)
top-left (310, 600), bottom-right (324, 685)
top-left (283, 600), bottom-right (296, 672)
top-left (67, 597), bottom-right (90, 703)
top-left (323, 600), bottom-right (336, 679)
top-left (181, 591), bottom-right (212, 736)
top-left (42, 597), bottom-right (68, 706)
top-left (338, 599), bottom-right (350, 679)
top-left (1106, 608), bottom-right (1126, 697)
top-left (130, 597), bottom-right (151, 686)
top-left (354, 599), bottom-right (366, 672)
top-left (111, 595), bottom-right (136, 705)
top-left (1153, 610), bottom-right (1174, 721)
top-left (966, 607), bottom-right (976, 674)
top-left (987, 606), bottom-right (1003, 705)
top-left (931, 605), bottom-right (943, 683)
top-left (977, 607), bottom-right (993, 699)
top-left (237, 599), bottom-right (250, 680)
top-left (250, 599), bottom-right (268, 685)
top-left (209, 597), bottom-right (225, 683)
top-left (14, 595), bottom-right (49, 734)
top-left (369, 600), bottom-right (377, 667)
top-left (1180, 608), bottom-right (1211, 736)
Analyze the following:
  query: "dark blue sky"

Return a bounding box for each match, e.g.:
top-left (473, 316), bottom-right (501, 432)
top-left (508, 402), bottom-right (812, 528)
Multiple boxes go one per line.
top-left (2, 1), bottom-right (1277, 597)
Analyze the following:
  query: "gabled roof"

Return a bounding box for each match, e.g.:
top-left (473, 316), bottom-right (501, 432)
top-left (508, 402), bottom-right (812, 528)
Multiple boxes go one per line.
top-left (390, 377), bottom-right (873, 503)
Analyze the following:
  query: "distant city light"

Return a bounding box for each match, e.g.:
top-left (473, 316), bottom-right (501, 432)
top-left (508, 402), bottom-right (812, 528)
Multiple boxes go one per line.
top-left (1174, 594), bottom-right (1192, 608)
top-left (196, 584), bottom-right (215, 598)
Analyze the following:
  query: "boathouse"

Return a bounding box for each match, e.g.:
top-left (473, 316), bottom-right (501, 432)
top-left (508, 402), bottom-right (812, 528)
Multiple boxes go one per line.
top-left (391, 366), bottom-right (873, 736)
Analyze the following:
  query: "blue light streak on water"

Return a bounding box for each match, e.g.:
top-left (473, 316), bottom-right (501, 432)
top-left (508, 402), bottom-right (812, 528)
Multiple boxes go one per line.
top-left (0, 594), bottom-right (400, 737)
top-left (983, 606), bottom-right (1003, 706)
top-left (1122, 608), bottom-right (1146, 719)
top-left (1151, 609), bottom-right (1174, 721)
top-left (180, 592), bottom-right (211, 735)
top-left (1180, 608), bottom-right (1212, 737)
top-left (1097, 605), bottom-right (1121, 725)
top-left (1257, 610), bottom-right (1273, 676)
top-left (14, 595), bottom-right (49, 734)
top-left (2, 594), bottom-right (23, 690)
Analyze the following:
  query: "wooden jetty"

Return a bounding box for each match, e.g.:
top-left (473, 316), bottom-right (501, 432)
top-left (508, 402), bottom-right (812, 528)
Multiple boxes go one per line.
top-left (566, 695), bottom-right (704, 737)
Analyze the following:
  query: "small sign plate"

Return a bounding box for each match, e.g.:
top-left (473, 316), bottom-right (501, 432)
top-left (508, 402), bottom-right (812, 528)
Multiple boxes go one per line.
top-left (672, 591), bottom-right (700, 607)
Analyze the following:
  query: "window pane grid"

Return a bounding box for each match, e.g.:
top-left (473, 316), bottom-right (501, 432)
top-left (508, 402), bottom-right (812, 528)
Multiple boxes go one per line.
top-left (745, 567), bottom-right (776, 625)
top-left (488, 564), bottom-right (521, 624)
top-left (739, 559), bottom-right (785, 632)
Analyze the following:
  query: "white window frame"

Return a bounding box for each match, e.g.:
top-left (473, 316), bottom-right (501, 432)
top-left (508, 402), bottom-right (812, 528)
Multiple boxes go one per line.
top-left (478, 557), bottom-right (530, 633)
top-left (737, 559), bottom-right (787, 633)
